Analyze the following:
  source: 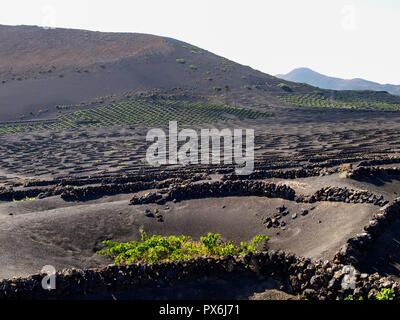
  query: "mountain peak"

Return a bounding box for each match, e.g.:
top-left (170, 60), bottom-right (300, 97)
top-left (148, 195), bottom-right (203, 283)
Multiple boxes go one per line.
top-left (277, 68), bottom-right (400, 96)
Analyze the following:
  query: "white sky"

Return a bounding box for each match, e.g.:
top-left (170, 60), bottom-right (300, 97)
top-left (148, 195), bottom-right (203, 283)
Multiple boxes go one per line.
top-left (1, 0), bottom-right (399, 84)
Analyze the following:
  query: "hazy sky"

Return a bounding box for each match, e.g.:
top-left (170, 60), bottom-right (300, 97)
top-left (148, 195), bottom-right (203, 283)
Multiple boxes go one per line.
top-left (1, 0), bottom-right (399, 84)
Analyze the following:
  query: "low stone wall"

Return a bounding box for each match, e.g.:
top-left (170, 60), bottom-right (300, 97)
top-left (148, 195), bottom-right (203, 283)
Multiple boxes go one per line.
top-left (0, 177), bottom-right (202, 202)
top-left (129, 180), bottom-right (296, 205)
top-left (333, 197), bottom-right (400, 266)
top-left (222, 167), bottom-right (336, 181)
top-left (60, 178), bottom-right (188, 201)
top-left (296, 186), bottom-right (387, 206)
top-left (358, 157), bottom-right (400, 167)
top-left (1, 251), bottom-right (398, 300)
top-left (23, 171), bottom-right (208, 188)
top-left (348, 166), bottom-right (400, 179)
top-left (0, 186), bottom-right (64, 201)
top-left (128, 181), bottom-right (386, 208)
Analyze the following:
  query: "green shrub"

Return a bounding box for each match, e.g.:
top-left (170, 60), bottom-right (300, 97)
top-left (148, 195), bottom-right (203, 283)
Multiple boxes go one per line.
top-left (12, 196), bottom-right (36, 202)
top-left (213, 86), bottom-right (222, 92)
top-left (189, 65), bottom-right (197, 70)
top-left (376, 288), bottom-right (395, 300)
top-left (97, 231), bottom-right (269, 265)
top-left (346, 288), bottom-right (396, 300)
top-left (200, 232), bottom-right (220, 251)
top-left (176, 59), bottom-right (185, 64)
top-left (344, 295), bottom-right (363, 300)
top-left (240, 235), bottom-right (269, 256)
top-left (277, 83), bottom-right (293, 92)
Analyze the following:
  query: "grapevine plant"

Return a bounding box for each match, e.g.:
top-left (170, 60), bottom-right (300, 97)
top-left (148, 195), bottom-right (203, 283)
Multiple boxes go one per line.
top-left (97, 231), bottom-right (268, 265)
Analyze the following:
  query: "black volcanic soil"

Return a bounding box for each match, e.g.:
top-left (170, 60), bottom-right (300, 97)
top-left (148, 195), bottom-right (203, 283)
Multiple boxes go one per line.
top-left (1, 25), bottom-right (400, 300)
top-left (1, 108), bottom-right (400, 180)
top-left (80, 275), bottom-right (294, 300)
top-left (0, 111), bottom-right (399, 302)
top-left (0, 191), bottom-right (376, 280)
top-left (0, 105), bottom-right (399, 284)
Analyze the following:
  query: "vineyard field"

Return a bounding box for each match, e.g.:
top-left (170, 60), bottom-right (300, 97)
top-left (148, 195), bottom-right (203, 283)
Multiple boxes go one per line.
top-left (0, 99), bottom-right (272, 135)
top-left (278, 91), bottom-right (400, 110)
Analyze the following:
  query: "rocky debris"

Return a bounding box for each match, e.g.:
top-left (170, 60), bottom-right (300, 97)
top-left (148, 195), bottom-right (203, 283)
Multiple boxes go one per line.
top-left (264, 218), bottom-right (272, 229)
top-left (300, 209), bottom-right (308, 216)
top-left (263, 206), bottom-right (313, 229)
top-left (277, 205), bottom-right (286, 213)
top-left (153, 209), bottom-right (164, 222)
top-left (37, 193), bottom-right (46, 199)
top-left (306, 186), bottom-right (386, 206)
top-left (144, 209), bottom-right (154, 218)
top-left (130, 180), bottom-right (296, 206)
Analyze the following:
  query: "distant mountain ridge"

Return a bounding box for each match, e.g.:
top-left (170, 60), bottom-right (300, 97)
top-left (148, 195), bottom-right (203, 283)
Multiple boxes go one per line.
top-left (276, 68), bottom-right (400, 96)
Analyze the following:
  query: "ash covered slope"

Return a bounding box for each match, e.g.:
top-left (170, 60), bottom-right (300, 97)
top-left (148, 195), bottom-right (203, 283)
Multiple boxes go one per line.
top-left (0, 25), bottom-right (287, 121)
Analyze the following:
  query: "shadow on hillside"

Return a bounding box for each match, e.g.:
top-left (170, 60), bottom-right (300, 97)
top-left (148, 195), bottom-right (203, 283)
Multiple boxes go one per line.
top-left (358, 219), bottom-right (400, 281)
top-left (67, 274), bottom-right (284, 300)
top-left (351, 175), bottom-right (400, 187)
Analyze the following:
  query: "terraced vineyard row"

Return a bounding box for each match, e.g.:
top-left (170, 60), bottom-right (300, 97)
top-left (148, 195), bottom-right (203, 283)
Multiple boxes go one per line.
top-left (278, 92), bottom-right (400, 110)
top-left (0, 100), bottom-right (272, 135)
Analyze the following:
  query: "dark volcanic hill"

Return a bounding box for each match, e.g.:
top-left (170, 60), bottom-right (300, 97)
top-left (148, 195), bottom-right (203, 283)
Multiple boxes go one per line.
top-left (276, 67), bottom-right (400, 96)
top-left (0, 25), bottom-right (294, 121)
